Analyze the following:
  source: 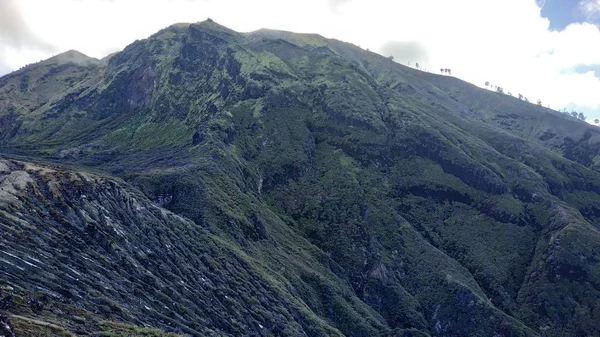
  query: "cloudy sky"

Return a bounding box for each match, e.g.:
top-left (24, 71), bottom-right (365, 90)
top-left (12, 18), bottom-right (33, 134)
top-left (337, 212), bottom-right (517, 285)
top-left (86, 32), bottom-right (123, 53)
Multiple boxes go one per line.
top-left (1, 0), bottom-right (600, 121)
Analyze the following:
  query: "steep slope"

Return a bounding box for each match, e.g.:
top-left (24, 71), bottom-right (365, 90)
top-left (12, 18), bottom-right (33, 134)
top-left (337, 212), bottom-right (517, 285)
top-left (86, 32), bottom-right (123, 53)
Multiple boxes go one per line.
top-left (1, 20), bottom-right (600, 337)
top-left (0, 50), bottom-right (102, 144)
top-left (249, 28), bottom-right (600, 171)
top-left (0, 159), bottom-right (380, 336)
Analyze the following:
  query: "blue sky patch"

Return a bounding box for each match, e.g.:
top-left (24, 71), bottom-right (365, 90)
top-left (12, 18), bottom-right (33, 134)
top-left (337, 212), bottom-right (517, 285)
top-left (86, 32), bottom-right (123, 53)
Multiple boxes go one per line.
top-left (540, 0), bottom-right (599, 30)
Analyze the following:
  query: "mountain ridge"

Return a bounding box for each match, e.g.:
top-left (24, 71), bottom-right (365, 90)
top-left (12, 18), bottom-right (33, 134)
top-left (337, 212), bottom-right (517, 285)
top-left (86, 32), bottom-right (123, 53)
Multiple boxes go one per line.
top-left (1, 20), bottom-right (600, 337)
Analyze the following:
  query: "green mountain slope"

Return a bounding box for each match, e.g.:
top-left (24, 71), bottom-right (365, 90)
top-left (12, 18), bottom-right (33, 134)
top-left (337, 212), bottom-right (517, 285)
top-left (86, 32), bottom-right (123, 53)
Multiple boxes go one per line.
top-left (1, 20), bottom-right (599, 337)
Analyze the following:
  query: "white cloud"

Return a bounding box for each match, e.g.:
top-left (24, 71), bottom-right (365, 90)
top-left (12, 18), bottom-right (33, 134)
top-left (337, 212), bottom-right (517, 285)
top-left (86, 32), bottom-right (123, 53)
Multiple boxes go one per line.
top-left (580, 0), bottom-right (600, 20)
top-left (0, 0), bottom-right (57, 71)
top-left (1, 0), bottom-right (600, 120)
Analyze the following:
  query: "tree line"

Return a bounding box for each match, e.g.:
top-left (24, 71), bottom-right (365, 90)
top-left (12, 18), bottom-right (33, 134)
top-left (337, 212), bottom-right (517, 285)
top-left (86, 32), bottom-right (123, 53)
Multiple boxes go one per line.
top-left (394, 59), bottom-right (453, 76)
top-left (389, 59), bottom-right (599, 126)
top-left (484, 81), bottom-right (591, 123)
top-left (557, 108), bottom-right (589, 122)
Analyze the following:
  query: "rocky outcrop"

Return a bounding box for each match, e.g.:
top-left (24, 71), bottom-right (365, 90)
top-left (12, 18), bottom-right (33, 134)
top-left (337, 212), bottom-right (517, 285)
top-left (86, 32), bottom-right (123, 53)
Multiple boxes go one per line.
top-left (0, 159), bottom-right (357, 336)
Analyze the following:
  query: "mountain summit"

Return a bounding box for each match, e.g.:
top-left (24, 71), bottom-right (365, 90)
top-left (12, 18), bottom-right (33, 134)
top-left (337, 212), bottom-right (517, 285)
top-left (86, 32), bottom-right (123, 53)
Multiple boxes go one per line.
top-left (1, 21), bottom-right (599, 337)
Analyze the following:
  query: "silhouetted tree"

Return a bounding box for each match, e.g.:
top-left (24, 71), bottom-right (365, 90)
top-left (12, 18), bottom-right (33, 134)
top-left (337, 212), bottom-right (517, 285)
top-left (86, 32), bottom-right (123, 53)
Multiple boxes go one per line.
top-left (518, 93), bottom-right (523, 100)
top-left (537, 99), bottom-right (542, 106)
top-left (447, 69), bottom-right (452, 75)
top-left (485, 81), bottom-right (490, 87)
top-left (578, 112), bottom-right (586, 121)
top-left (524, 97), bottom-right (529, 102)
top-left (388, 55), bottom-right (394, 61)
top-left (508, 92), bottom-right (513, 96)
top-left (441, 68), bottom-right (444, 74)
top-left (496, 86), bottom-right (504, 94)
top-left (594, 118), bottom-right (599, 124)
top-left (416, 62), bottom-right (420, 69)
top-left (571, 111), bottom-right (578, 119)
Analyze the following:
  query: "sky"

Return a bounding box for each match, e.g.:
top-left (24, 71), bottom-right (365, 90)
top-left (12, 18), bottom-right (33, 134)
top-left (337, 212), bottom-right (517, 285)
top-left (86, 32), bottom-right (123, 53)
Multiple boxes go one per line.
top-left (1, 0), bottom-right (600, 122)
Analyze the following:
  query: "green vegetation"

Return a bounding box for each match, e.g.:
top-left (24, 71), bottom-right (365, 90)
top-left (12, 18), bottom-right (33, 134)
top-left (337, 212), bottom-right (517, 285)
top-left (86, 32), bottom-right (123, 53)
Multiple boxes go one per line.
top-left (1, 20), bottom-right (600, 337)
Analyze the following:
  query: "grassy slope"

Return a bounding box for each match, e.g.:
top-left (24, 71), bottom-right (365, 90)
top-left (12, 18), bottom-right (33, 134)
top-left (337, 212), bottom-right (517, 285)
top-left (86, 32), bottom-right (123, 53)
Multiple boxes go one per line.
top-left (0, 20), bottom-right (599, 336)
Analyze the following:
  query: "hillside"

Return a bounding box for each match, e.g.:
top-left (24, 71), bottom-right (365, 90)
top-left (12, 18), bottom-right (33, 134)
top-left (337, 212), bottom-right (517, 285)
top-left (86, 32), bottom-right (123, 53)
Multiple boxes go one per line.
top-left (1, 20), bottom-right (600, 336)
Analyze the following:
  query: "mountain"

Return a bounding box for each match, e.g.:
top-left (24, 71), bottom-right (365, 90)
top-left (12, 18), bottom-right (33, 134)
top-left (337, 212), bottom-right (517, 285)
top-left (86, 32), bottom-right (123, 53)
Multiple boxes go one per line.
top-left (1, 20), bottom-right (600, 336)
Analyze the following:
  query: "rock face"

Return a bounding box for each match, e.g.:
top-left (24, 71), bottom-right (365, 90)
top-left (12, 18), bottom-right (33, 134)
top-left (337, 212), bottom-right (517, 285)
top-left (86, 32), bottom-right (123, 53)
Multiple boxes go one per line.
top-left (1, 20), bottom-right (600, 337)
top-left (0, 159), bottom-right (365, 336)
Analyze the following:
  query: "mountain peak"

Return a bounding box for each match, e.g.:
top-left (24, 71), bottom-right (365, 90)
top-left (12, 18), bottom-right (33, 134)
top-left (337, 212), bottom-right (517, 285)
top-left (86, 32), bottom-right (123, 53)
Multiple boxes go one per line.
top-left (189, 18), bottom-right (242, 36)
top-left (46, 49), bottom-right (99, 66)
top-left (153, 19), bottom-right (242, 43)
top-left (164, 19), bottom-right (236, 32)
top-left (247, 28), bottom-right (329, 48)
